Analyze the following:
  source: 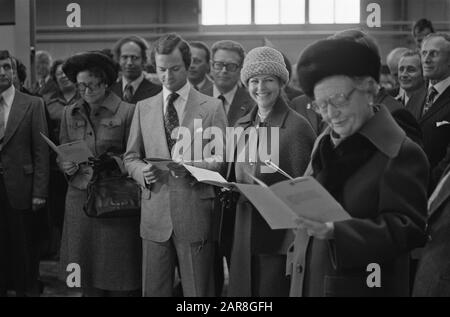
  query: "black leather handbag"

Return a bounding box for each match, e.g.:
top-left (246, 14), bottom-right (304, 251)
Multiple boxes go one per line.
top-left (84, 174), bottom-right (141, 218)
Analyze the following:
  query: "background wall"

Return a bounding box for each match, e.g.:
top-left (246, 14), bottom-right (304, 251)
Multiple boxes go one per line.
top-left (31, 0), bottom-right (450, 66)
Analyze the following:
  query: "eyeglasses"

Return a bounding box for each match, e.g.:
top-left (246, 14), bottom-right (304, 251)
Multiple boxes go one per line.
top-left (308, 88), bottom-right (357, 113)
top-left (76, 82), bottom-right (103, 92)
top-left (211, 61), bottom-right (240, 72)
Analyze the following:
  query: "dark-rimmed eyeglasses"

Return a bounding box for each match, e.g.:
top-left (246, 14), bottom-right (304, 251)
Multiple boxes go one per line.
top-left (308, 88), bottom-right (357, 113)
top-left (76, 82), bottom-right (103, 92)
top-left (211, 61), bottom-right (240, 72)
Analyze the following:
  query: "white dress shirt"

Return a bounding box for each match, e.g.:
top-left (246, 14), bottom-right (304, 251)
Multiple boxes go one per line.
top-left (162, 81), bottom-right (191, 122)
top-left (0, 84), bottom-right (15, 128)
top-left (213, 84), bottom-right (238, 115)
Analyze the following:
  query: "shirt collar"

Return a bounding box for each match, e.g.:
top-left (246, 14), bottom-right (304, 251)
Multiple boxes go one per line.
top-left (235, 96), bottom-right (289, 128)
top-left (193, 77), bottom-right (206, 90)
top-left (162, 80), bottom-right (191, 104)
top-left (213, 84), bottom-right (238, 105)
top-left (1, 84), bottom-right (15, 108)
top-left (429, 75), bottom-right (450, 95)
top-left (72, 91), bottom-right (121, 115)
top-left (122, 73), bottom-right (144, 93)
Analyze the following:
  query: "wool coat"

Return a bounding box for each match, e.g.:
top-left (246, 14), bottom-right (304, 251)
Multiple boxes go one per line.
top-left (287, 105), bottom-right (429, 297)
top-left (226, 97), bottom-right (316, 296)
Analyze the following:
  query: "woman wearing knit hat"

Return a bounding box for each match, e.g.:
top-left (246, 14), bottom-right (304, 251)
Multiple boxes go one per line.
top-left (287, 38), bottom-right (429, 297)
top-left (225, 46), bottom-right (316, 296)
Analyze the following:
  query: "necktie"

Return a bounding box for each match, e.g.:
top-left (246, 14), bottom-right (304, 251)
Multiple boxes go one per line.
top-left (422, 86), bottom-right (438, 116)
top-left (164, 92), bottom-right (180, 153)
top-left (218, 94), bottom-right (226, 113)
top-left (0, 97), bottom-right (5, 151)
top-left (123, 84), bottom-right (134, 103)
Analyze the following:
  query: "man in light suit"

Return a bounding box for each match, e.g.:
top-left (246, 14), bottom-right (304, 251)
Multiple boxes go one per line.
top-left (0, 50), bottom-right (49, 296)
top-left (413, 161), bottom-right (450, 296)
top-left (111, 35), bottom-right (162, 104)
top-left (124, 33), bottom-right (227, 297)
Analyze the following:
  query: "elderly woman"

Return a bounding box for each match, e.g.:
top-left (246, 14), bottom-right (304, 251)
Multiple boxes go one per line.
top-left (58, 52), bottom-right (140, 296)
top-left (226, 47), bottom-right (316, 297)
top-left (287, 39), bottom-right (429, 297)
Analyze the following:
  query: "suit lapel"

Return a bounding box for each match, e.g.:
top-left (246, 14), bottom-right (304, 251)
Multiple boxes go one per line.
top-left (3, 91), bottom-right (30, 146)
top-left (429, 166), bottom-right (450, 217)
top-left (228, 87), bottom-right (253, 126)
top-left (406, 86), bottom-right (426, 121)
top-left (180, 89), bottom-right (206, 152)
top-left (143, 93), bottom-right (171, 158)
top-left (420, 86), bottom-right (450, 123)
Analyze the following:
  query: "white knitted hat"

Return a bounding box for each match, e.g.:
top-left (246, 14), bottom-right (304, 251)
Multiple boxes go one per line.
top-left (240, 46), bottom-right (289, 87)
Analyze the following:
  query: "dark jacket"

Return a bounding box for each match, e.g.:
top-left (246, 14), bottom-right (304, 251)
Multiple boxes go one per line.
top-left (0, 90), bottom-right (50, 209)
top-left (287, 105), bottom-right (429, 297)
top-left (111, 77), bottom-right (161, 104)
top-left (226, 97), bottom-right (316, 296)
top-left (413, 165), bottom-right (450, 296)
top-left (418, 86), bottom-right (450, 188)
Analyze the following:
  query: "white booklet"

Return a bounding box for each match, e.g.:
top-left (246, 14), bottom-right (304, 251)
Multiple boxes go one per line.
top-left (182, 164), bottom-right (351, 229)
top-left (40, 132), bottom-right (93, 164)
top-left (182, 164), bottom-right (234, 189)
top-left (235, 174), bottom-right (351, 229)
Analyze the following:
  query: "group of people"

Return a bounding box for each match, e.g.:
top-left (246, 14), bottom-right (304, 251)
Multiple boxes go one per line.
top-left (0, 17), bottom-right (449, 297)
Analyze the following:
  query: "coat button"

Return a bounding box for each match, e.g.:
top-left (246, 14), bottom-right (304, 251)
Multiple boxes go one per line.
top-left (296, 264), bottom-right (303, 274)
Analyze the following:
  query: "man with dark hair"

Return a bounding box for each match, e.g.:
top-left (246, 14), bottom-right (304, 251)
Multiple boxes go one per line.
top-left (124, 33), bottom-right (227, 297)
top-left (188, 41), bottom-right (213, 94)
top-left (0, 50), bottom-right (49, 296)
top-left (111, 35), bottom-right (161, 103)
top-left (208, 40), bottom-right (253, 126)
top-left (413, 19), bottom-right (435, 49)
top-left (397, 50), bottom-right (427, 119)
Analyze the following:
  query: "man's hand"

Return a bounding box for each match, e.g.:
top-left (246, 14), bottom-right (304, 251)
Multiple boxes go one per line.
top-left (143, 164), bottom-right (166, 184)
top-left (60, 161), bottom-right (79, 176)
top-left (295, 217), bottom-right (335, 240)
top-left (32, 197), bottom-right (46, 211)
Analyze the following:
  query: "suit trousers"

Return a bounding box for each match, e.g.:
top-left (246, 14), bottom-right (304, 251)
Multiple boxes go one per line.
top-left (0, 175), bottom-right (40, 296)
top-left (142, 235), bottom-right (215, 297)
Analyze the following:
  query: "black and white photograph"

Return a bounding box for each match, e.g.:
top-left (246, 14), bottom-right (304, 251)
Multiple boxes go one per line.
top-left (0, 0), bottom-right (450, 301)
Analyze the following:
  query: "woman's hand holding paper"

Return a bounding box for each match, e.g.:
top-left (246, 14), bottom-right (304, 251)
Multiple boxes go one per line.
top-left (295, 217), bottom-right (335, 240)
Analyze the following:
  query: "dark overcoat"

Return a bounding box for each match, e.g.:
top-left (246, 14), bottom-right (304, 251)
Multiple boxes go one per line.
top-left (287, 105), bottom-right (429, 297)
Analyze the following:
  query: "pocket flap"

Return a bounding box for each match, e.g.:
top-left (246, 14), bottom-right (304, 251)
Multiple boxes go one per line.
top-left (100, 118), bottom-right (121, 128)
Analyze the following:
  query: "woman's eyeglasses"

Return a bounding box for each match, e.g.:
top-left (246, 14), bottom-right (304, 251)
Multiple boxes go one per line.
top-left (76, 82), bottom-right (103, 92)
top-left (308, 87), bottom-right (357, 113)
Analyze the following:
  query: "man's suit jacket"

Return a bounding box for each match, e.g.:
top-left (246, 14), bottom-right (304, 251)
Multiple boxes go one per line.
top-left (413, 165), bottom-right (450, 296)
top-left (0, 90), bottom-right (49, 210)
top-left (124, 87), bottom-right (227, 243)
top-left (418, 86), bottom-right (450, 186)
top-left (202, 85), bottom-right (253, 127)
top-left (405, 85), bottom-right (427, 121)
top-left (197, 76), bottom-right (214, 96)
top-left (111, 78), bottom-right (162, 104)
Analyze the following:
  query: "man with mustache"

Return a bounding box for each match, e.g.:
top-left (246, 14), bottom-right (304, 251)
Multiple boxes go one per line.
top-left (111, 36), bottom-right (161, 104)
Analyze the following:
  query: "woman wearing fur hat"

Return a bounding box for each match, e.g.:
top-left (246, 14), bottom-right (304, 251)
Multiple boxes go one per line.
top-left (287, 39), bottom-right (429, 297)
top-left (58, 51), bottom-right (141, 296)
top-left (225, 47), bottom-right (316, 296)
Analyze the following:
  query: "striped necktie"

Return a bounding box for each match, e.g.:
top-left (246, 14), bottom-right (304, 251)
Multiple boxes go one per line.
top-left (123, 83), bottom-right (134, 103)
top-left (422, 86), bottom-right (438, 116)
